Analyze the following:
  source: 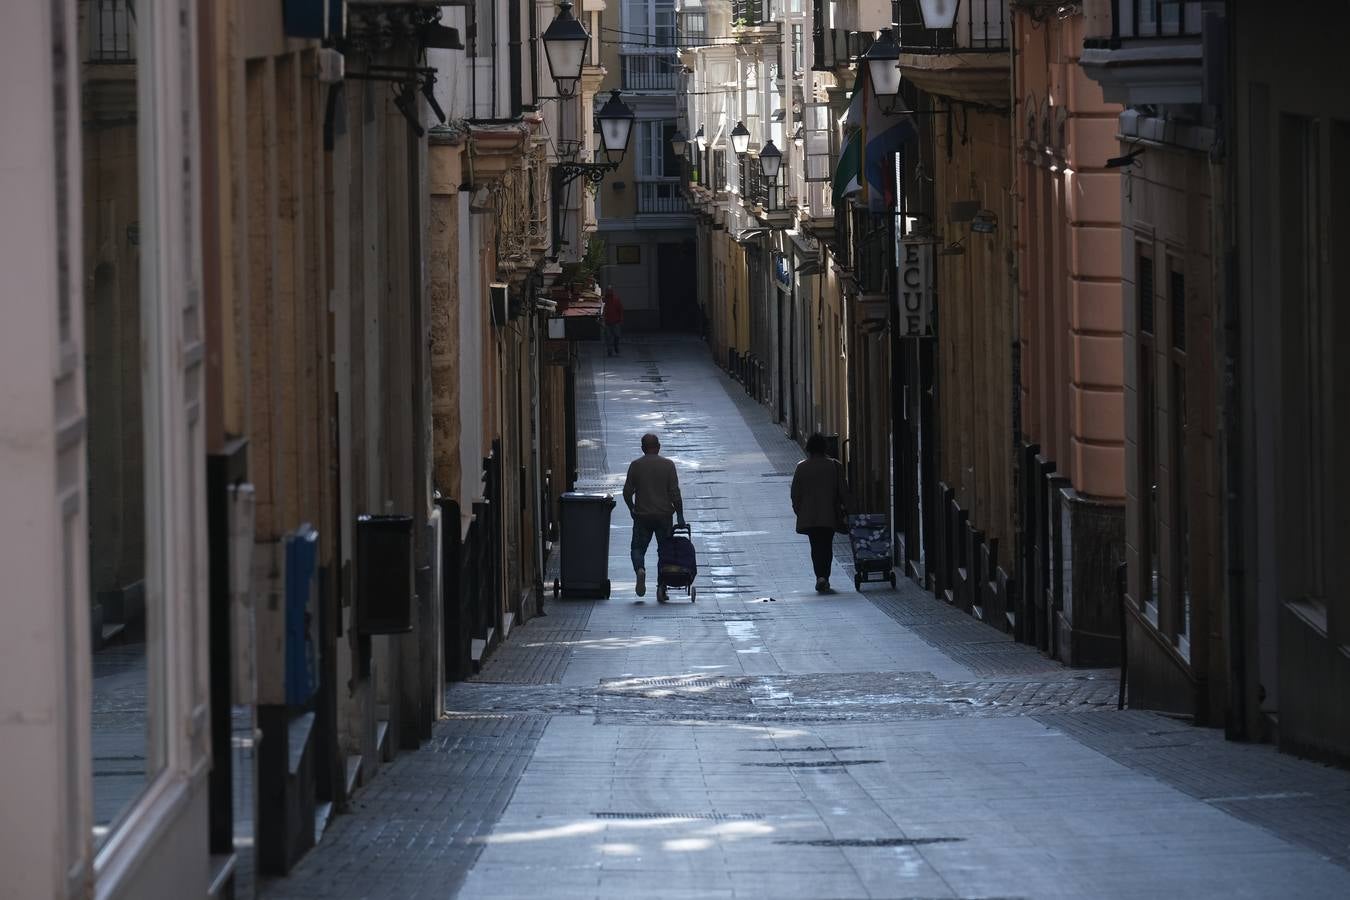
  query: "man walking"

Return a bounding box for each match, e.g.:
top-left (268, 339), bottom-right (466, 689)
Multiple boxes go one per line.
top-left (602, 286), bottom-right (624, 356)
top-left (623, 433), bottom-right (684, 601)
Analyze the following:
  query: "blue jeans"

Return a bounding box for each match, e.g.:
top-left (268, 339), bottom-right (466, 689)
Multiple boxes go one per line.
top-left (631, 514), bottom-right (673, 573)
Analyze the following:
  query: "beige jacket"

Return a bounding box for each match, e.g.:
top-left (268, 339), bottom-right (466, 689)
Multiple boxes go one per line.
top-left (790, 455), bottom-right (846, 534)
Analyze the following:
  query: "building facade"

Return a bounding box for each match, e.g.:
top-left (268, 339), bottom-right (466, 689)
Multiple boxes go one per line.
top-left (1080, 0), bottom-right (1227, 722)
top-left (2, 0), bottom-right (615, 896)
top-left (1013, 5), bottom-right (1125, 667)
top-left (3, 1), bottom-right (213, 896)
top-left (1227, 0), bottom-right (1350, 762)
top-left (598, 0), bottom-right (700, 331)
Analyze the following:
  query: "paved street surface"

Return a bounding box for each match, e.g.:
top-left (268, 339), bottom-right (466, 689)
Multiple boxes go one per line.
top-left (263, 336), bottom-right (1350, 899)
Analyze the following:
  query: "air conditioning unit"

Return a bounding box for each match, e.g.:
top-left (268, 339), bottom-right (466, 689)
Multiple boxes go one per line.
top-left (489, 283), bottom-right (509, 327)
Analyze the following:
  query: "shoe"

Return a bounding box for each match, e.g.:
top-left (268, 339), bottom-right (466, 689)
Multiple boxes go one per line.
top-left (657, 585), bottom-right (669, 603)
top-left (636, 568), bottom-right (646, 597)
top-left (815, 577), bottom-right (827, 593)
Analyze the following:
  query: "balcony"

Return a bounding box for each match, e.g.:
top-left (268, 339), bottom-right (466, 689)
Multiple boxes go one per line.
top-left (739, 156), bottom-right (793, 228)
top-left (1080, 0), bottom-right (1210, 106)
top-left (892, 0), bottom-right (1010, 107)
top-left (621, 54), bottom-right (681, 92)
top-left (636, 180), bottom-right (692, 214)
top-left (734, 0), bottom-right (773, 27)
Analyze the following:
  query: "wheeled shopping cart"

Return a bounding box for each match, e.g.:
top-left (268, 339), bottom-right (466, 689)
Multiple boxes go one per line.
top-left (848, 513), bottom-right (896, 591)
top-left (656, 523), bottom-right (698, 603)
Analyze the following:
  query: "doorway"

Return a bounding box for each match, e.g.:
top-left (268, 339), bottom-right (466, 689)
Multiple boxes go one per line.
top-left (657, 240), bottom-right (700, 332)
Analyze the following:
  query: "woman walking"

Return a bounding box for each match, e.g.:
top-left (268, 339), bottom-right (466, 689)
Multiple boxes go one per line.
top-left (790, 433), bottom-right (847, 593)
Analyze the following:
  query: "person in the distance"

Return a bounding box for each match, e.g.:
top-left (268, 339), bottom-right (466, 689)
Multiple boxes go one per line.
top-left (791, 433), bottom-right (847, 593)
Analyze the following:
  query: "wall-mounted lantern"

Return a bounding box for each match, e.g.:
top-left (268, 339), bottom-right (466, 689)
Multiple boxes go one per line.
top-left (541, 0), bottom-right (590, 99)
top-left (730, 121), bottom-right (751, 157)
top-left (758, 139), bottom-right (782, 180)
top-left (863, 28), bottom-right (903, 114)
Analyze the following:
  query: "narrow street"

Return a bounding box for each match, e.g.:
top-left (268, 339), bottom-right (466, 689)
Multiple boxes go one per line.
top-left (263, 338), bottom-right (1350, 900)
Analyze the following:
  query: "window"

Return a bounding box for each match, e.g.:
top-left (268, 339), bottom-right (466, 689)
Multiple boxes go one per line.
top-left (1169, 264), bottom-right (1190, 644)
top-left (802, 102), bottom-right (831, 182)
top-left (1137, 253), bottom-right (1160, 618)
top-left (1332, 119), bottom-right (1350, 646)
top-left (636, 120), bottom-right (681, 178)
top-left (1281, 114), bottom-right (1329, 621)
top-left (681, 11), bottom-right (707, 42)
top-left (79, 0), bottom-right (168, 848)
top-left (623, 0), bottom-right (676, 47)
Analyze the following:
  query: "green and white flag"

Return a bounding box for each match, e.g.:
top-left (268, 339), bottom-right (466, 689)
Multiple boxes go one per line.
top-left (832, 82), bottom-right (864, 208)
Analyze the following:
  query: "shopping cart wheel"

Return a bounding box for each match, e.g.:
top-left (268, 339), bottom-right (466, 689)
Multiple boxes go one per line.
top-left (553, 579), bottom-right (560, 598)
top-left (604, 579), bottom-right (611, 599)
top-left (888, 572), bottom-right (897, 588)
top-left (855, 574), bottom-right (862, 591)
top-left (690, 586), bottom-right (697, 603)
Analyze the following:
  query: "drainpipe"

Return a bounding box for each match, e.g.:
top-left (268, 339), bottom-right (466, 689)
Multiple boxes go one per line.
top-left (407, 82), bottom-right (433, 743)
top-left (1217, 5), bottom-right (1247, 740)
top-left (508, 0), bottom-right (523, 117)
top-left (1009, 1), bottom-right (1026, 604)
top-left (528, 0), bottom-right (540, 108)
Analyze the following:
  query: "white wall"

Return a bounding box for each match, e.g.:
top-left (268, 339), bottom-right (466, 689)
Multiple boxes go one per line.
top-left (0, 3), bottom-right (91, 896)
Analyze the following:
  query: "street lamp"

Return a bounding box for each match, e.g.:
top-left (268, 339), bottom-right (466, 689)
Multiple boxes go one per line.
top-left (541, 0), bottom-right (590, 99)
top-left (670, 130), bottom-right (688, 157)
top-left (551, 89), bottom-right (636, 254)
top-left (864, 28), bottom-right (903, 114)
top-left (595, 89), bottom-right (636, 165)
top-left (758, 139), bottom-right (781, 180)
top-left (730, 121), bottom-right (751, 157)
top-left (917, 0), bottom-right (959, 29)
top-left (694, 125), bottom-right (707, 153)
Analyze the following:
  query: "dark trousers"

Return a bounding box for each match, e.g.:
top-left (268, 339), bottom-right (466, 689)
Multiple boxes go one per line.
top-left (632, 514), bottom-right (673, 572)
top-left (806, 528), bottom-right (835, 579)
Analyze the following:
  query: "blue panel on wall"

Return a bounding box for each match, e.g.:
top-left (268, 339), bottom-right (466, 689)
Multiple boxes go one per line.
top-left (284, 524), bottom-right (319, 706)
top-left (282, 0), bottom-right (345, 40)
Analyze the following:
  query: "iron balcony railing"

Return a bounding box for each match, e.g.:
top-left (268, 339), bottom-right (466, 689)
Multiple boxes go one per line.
top-left (734, 0), bottom-right (772, 26)
top-left (741, 157), bottom-right (789, 212)
top-left (811, 0), bottom-right (875, 71)
top-left (1101, 0), bottom-right (1204, 42)
top-left (836, 207), bottom-right (892, 295)
top-left (893, 0), bottom-right (1009, 52)
top-left (621, 55), bottom-right (680, 92)
top-left (636, 180), bottom-right (691, 214)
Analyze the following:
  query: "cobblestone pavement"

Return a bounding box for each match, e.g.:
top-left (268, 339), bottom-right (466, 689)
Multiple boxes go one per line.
top-left (264, 336), bottom-right (1350, 900)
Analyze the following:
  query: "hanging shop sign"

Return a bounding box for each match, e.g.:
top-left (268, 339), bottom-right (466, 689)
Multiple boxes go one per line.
top-left (898, 238), bottom-right (935, 338)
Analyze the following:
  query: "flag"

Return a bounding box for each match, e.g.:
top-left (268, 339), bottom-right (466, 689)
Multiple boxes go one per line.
top-left (831, 82), bottom-right (864, 208)
top-left (863, 84), bottom-right (916, 214)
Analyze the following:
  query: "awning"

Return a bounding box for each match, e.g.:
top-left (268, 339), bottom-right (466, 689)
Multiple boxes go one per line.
top-left (734, 228), bottom-right (768, 245)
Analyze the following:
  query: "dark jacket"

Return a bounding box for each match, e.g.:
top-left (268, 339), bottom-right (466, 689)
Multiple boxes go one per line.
top-left (623, 452), bottom-right (682, 519)
top-left (790, 455), bottom-right (846, 534)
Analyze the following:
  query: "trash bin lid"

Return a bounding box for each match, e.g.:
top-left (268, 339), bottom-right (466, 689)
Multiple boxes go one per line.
top-left (561, 491), bottom-right (614, 503)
